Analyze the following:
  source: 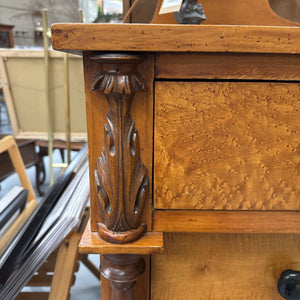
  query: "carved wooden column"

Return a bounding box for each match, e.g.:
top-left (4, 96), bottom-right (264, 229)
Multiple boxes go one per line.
top-left (90, 53), bottom-right (149, 299)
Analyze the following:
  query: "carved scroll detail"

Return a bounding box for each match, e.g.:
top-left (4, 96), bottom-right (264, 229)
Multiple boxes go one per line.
top-left (91, 54), bottom-right (149, 244)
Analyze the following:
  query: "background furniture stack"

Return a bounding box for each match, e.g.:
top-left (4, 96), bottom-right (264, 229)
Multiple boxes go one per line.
top-left (0, 136), bottom-right (97, 299)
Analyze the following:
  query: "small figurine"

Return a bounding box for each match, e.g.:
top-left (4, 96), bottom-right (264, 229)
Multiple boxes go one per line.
top-left (174, 0), bottom-right (206, 24)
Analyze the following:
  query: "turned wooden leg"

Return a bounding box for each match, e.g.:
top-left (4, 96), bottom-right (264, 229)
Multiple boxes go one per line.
top-left (101, 254), bottom-right (146, 300)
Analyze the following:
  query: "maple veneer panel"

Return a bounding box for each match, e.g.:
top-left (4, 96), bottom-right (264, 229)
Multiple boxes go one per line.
top-left (154, 82), bottom-right (300, 210)
top-left (151, 233), bottom-right (300, 300)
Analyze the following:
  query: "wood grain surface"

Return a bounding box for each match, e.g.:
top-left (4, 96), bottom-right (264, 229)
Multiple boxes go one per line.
top-left (51, 24), bottom-right (300, 54)
top-left (153, 210), bottom-right (300, 233)
top-left (151, 232), bottom-right (300, 300)
top-left (154, 82), bottom-right (300, 210)
top-left (83, 53), bottom-right (154, 232)
top-left (155, 53), bottom-right (300, 81)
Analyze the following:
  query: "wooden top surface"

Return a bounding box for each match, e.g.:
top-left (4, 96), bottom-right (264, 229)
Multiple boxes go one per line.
top-left (51, 23), bottom-right (300, 54)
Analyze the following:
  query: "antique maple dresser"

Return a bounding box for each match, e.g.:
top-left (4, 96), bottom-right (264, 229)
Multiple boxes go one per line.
top-left (51, 1), bottom-right (300, 299)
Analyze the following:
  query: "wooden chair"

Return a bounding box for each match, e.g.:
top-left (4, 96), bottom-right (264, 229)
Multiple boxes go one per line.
top-left (0, 135), bottom-right (37, 257)
top-left (0, 134), bottom-right (45, 196)
top-left (15, 212), bottom-right (93, 300)
top-left (0, 135), bottom-right (99, 300)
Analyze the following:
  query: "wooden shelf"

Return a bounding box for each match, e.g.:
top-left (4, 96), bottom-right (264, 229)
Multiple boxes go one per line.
top-left (79, 220), bottom-right (163, 255)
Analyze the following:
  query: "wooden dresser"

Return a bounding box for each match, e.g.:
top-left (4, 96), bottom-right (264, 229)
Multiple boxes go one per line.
top-left (51, 21), bottom-right (300, 299)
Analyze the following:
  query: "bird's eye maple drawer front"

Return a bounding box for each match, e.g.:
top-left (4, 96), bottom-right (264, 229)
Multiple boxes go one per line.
top-left (154, 82), bottom-right (300, 210)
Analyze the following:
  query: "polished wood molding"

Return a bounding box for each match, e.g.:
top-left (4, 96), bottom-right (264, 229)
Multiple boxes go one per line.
top-left (97, 223), bottom-right (147, 244)
top-left (153, 210), bottom-right (300, 233)
top-left (155, 53), bottom-right (300, 81)
top-left (51, 24), bottom-right (300, 54)
top-left (79, 220), bottom-right (163, 255)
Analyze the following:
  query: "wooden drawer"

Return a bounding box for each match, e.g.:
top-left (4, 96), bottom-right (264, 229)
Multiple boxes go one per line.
top-left (151, 233), bottom-right (300, 300)
top-left (154, 82), bottom-right (300, 210)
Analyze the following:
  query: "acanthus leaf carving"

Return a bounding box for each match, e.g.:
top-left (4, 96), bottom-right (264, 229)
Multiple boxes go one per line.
top-left (91, 72), bottom-right (145, 94)
top-left (92, 54), bottom-right (148, 244)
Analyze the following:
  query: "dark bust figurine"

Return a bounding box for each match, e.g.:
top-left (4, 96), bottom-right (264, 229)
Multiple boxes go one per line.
top-left (174, 0), bottom-right (206, 24)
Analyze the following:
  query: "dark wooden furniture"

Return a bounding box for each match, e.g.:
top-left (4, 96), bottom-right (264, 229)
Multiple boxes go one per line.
top-left (0, 137), bottom-right (84, 197)
top-left (0, 25), bottom-right (14, 48)
top-left (51, 7), bottom-right (300, 299)
top-left (35, 139), bottom-right (85, 168)
top-left (0, 135), bottom-right (44, 196)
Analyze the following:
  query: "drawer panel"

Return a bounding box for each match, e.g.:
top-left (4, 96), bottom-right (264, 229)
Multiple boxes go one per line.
top-left (154, 82), bottom-right (300, 210)
top-left (151, 233), bottom-right (300, 300)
